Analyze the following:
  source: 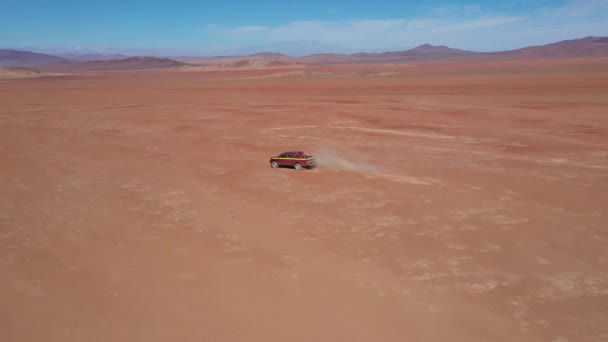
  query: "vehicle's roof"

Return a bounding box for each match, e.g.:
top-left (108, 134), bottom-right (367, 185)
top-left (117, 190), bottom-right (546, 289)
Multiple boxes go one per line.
top-left (284, 151), bottom-right (303, 154)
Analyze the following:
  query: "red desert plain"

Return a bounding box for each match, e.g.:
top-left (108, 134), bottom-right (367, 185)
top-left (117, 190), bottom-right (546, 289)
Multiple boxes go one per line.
top-left (1, 57), bottom-right (608, 341)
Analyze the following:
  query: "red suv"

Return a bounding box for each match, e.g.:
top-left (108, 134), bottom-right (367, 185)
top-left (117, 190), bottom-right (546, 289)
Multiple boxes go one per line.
top-left (270, 151), bottom-right (316, 170)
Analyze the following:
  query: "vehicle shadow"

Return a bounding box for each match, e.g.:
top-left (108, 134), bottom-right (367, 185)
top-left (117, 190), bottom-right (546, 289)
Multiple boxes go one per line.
top-left (272, 165), bottom-right (316, 171)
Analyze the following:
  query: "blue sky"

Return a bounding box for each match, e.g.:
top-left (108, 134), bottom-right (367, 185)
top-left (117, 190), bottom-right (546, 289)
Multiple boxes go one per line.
top-left (1, 0), bottom-right (607, 55)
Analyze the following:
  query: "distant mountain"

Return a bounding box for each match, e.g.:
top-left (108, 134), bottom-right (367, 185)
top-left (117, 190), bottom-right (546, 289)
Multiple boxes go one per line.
top-left (365, 44), bottom-right (473, 57)
top-left (56, 53), bottom-right (129, 62)
top-left (140, 37), bottom-right (608, 66)
top-left (4, 36), bottom-right (608, 70)
top-left (40, 56), bottom-right (185, 72)
top-left (490, 36), bottom-right (608, 59)
top-left (176, 46), bottom-right (474, 65)
top-left (295, 37), bottom-right (608, 64)
top-left (0, 49), bottom-right (67, 67)
top-left (298, 44), bottom-right (478, 64)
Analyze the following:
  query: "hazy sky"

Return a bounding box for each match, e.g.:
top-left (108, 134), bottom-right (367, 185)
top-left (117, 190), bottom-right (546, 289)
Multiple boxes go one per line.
top-left (2, 0), bottom-right (608, 55)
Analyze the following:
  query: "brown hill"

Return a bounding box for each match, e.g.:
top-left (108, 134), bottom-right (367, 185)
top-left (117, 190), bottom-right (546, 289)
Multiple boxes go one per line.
top-left (178, 52), bottom-right (291, 65)
top-left (250, 52), bottom-right (291, 61)
top-left (0, 49), bottom-right (67, 67)
top-left (40, 56), bottom-right (185, 72)
top-left (227, 59), bottom-right (290, 69)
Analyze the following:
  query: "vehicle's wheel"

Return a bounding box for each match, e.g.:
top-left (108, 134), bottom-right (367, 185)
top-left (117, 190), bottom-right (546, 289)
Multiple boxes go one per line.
top-left (271, 161), bottom-right (279, 168)
top-left (294, 163), bottom-right (302, 171)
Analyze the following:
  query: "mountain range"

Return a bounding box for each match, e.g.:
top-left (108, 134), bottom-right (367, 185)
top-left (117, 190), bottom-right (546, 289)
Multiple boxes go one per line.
top-left (1, 36), bottom-right (607, 71)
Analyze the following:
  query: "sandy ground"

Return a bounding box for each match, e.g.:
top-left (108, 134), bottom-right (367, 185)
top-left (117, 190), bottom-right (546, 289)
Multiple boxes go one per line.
top-left (1, 58), bottom-right (608, 342)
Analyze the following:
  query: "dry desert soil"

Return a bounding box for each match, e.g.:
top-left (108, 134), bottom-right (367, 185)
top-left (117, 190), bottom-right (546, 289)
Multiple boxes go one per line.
top-left (1, 58), bottom-right (608, 341)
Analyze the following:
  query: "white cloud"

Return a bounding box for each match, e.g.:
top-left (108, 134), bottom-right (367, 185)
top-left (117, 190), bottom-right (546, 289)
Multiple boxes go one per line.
top-left (16, 1), bottom-right (608, 56)
top-left (203, 16), bottom-right (523, 53)
top-left (429, 5), bottom-right (483, 18)
top-left (542, 0), bottom-right (608, 17)
top-left (429, 16), bottom-right (524, 33)
top-left (200, 0), bottom-right (608, 55)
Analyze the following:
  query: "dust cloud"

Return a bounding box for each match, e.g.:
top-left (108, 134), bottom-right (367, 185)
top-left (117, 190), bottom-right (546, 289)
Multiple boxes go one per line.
top-left (312, 146), bottom-right (380, 174)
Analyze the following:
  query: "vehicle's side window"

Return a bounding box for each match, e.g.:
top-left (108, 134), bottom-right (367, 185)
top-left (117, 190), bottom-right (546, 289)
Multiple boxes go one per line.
top-left (286, 153), bottom-right (293, 158)
top-left (280, 153), bottom-right (286, 158)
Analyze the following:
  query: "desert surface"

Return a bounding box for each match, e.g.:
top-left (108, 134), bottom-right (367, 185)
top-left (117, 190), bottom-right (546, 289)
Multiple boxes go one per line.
top-left (1, 58), bottom-right (608, 341)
